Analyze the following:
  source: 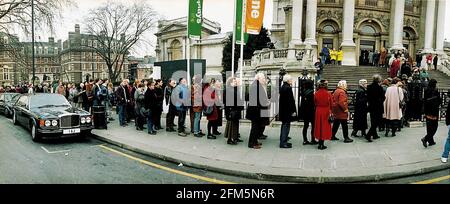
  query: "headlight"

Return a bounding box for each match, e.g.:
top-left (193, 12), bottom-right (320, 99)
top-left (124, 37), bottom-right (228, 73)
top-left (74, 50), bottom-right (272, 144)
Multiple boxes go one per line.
top-left (45, 120), bottom-right (51, 127)
top-left (81, 117), bottom-right (86, 124)
top-left (86, 117), bottom-right (92, 123)
top-left (52, 120), bottom-right (58, 127)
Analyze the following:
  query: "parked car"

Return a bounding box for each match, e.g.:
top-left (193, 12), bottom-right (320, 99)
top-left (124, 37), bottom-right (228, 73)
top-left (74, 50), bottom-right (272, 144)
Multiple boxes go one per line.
top-left (0, 93), bottom-right (21, 118)
top-left (12, 93), bottom-right (94, 142)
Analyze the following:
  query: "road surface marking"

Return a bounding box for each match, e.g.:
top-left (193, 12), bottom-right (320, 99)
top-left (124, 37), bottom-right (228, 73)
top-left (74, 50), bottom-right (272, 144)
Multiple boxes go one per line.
top-left (98, 144), bottom-right (236, 184)
top-left (412, 175), bottom-right (450, 184)
top-left (41, 146), bottom-right (71, 154)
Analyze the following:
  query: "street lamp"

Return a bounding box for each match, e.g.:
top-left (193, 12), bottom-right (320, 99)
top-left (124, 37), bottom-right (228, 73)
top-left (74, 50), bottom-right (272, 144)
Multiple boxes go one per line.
top-left (31, 0), bottom-right (35, 85)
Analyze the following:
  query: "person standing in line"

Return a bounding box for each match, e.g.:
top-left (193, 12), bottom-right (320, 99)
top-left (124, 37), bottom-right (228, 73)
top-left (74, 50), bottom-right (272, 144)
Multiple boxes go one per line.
top-left (314, 58), bottom-right (324, 80)
top-left (173, 78), bottom-right (189, 137)
top-left (204, 79), bottom-right (222, 139)
top-left (421, 79), bottom-right (440, 148)
top-left (366, 75), bottom-right (385, 142)
top-left (106, 81), bottom-right (115, 121)
top-left (278, 75), bottom-right (296, 148)
top-left (299, 79), bottom-right (317, 145)
top-left (426, 53), bottom-right (433, 70)
top-left (115, 80), bottom-right (130, 127)
top-left (368, 50), bottom-right (374, 66)
top-left (331, 80), bottom-right (353, 143)
top-left (164, 79), bottom-right (177, 132)
top-left (246, 73), bottom-right (270, 149)
top-left (440, 99), bottom-right (450, 163)
top-left (153, 79), bottom-right (164, 130)
top-left (191, 75), bottom-right (205, 137)
top-left (144, 81), bottom-right (157, 135)
top-left (134, 83), bottom-right (146, 131)
top-left (390, 55), bottom-right (401, 78)
top-left (224, 77), bottom-right (244, 145)
top-left (314, 80), bottom-right (333, 150)
top-left (352, 79), bottom-right (369, 139)
top-left (433, 55), bottom-right (438, 71)
top-left (383, 78), bottom-right (404, 137)
top-left (379, 48), bottom-right (387, 68)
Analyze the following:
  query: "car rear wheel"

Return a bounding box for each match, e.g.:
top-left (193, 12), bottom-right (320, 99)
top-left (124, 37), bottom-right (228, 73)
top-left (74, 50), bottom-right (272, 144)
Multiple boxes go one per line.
top-left (12, 111), bottom-right (18, 125)
top-left (31, 123), bottom-right (41, 142)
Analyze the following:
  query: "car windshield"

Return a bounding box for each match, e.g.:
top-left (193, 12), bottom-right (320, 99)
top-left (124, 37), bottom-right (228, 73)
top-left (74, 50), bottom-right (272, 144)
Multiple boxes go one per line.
top-left (30, 94), bottom-right (71, 109)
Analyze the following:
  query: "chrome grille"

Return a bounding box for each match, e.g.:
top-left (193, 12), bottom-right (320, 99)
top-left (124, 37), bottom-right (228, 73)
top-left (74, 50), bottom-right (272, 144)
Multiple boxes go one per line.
top-left (60, 115), bottom-right (80, 128)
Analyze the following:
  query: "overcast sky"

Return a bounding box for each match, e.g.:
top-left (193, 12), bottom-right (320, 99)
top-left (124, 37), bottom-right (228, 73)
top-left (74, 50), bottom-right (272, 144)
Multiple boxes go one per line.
top-left (24, 0), bottom-right (450, 57)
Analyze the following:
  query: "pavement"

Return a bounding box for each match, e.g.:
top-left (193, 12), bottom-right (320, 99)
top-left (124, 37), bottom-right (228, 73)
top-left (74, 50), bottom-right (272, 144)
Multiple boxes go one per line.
top-left (92, 118), bottom-right (450, 183)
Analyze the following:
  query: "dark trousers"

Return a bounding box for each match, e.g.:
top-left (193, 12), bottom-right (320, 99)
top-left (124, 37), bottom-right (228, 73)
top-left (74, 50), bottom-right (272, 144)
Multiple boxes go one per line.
top-left (303, 119), bottom-right (315, 142)
top-left (385, 120), bottom-right (400, 136)
top-left (117, 104), bottom-right (126, 126)
top-left (424, 118), bottom-right (438, 144)
top-left (332, 119), bottom-right (349, 139)
top-left (225, 120), bottom-right (239, 142)
top-left (249, 120), bottom-right (264, 147)
top-left (207, 120), bottom-right (218, 135)
top-left (166, 106), bottom-right (176, 129)
top-left (177, 110), bottom-right (187, 133)
top-left (280, 122), bottom-right (291, 145)
top-left (152, 109), bottom-right (162, 129)
top-left (368, 112), bottom-right (382, 137)
top-left (135, 111), bottom-right (145, 129)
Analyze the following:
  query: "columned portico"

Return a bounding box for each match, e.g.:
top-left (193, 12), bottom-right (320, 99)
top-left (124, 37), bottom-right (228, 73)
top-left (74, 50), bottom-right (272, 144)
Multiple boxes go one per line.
top-left (390, 0), bottom-right (405, 51)
top-left (289, 0), bottom-right (303, 48)
top-left (422, 0), bottom-right (436, 54)
top-left (340, 0), bottom-right (356, 66)
top-left (435, 0), bottom-right (447, 58)
top-left (304, 0), bottom-right (317, 47)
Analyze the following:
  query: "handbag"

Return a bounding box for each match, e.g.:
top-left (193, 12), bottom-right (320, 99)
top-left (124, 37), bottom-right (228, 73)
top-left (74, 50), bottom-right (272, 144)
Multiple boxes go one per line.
top-left (328, 115), bottom-right (335, 123)
top-left (203, 106), bottom-right (213, 116)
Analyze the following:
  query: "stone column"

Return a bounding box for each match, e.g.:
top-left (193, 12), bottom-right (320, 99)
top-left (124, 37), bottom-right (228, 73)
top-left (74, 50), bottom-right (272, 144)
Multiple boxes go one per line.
top-left (340, 0), bottom-right (357, 66)
top-left (422, 0), bottom-right (436, 54)
top-left (182, 37), bottom-right (186, 59)
top-left (304, 0), bottom-right (317, 46)
top-left (289, 0), bottom-right (303, 48)
top-left (390, 0), bottom-right (405, 51)
top-left (435, 0), bottom-right (446, 56)
top-left (284, 6), bottom-right (292, 48)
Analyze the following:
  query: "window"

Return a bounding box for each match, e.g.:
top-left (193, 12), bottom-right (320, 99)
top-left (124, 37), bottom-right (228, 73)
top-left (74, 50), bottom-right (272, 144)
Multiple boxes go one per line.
top-left (323, 25), bottom-right (335, 33)
top-left (361, 25), bottom-right (376, 34)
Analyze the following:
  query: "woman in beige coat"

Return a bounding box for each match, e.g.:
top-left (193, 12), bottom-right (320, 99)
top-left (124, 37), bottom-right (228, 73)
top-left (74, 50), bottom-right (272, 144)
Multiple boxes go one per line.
top-left (383, 79), bottom-right (404, 137)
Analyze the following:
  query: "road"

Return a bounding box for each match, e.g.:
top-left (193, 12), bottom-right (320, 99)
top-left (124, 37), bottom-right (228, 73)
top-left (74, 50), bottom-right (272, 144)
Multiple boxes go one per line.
top-left (0, 116), bottom-right (448, 184)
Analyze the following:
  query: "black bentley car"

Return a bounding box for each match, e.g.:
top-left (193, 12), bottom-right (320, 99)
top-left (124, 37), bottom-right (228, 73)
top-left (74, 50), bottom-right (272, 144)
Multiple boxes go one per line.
top-left (0, 93), bottom-right (21, 118)
top-left (12, 93), bottom-right (94, 141)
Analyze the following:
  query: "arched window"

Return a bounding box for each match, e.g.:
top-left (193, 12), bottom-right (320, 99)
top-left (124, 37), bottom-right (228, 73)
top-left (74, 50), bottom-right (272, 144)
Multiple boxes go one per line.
top-left (361, 25), bottom-right (376, 34)
top-left (323, 25), bottom-right (335, 33)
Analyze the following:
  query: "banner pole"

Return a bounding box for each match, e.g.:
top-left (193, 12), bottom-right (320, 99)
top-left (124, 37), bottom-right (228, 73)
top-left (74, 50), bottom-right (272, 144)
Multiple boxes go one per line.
top-left (231, 0), bottom-right (237, 78)
top-left (240, 0), bottom-right (245, 85)
top-left (186, 0), bottom-right (191, 86)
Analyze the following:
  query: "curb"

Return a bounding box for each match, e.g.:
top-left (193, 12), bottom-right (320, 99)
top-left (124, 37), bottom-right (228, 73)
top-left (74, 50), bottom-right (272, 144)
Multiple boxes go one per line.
top-left (91, 133), bottom-right (450, 183)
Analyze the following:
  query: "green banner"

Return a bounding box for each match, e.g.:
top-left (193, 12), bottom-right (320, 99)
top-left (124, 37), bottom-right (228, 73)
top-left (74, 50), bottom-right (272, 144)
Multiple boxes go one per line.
top-left (235, 0), bottom-right (249, 44)
top-left (188, 0), bottom-right (203, 40)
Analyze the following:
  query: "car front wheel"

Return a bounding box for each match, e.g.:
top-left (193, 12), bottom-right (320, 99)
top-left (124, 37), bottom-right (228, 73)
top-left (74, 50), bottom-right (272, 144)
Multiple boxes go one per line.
top-left (12, 111), bottom-right (18, 125)
top-left (31, 123), bottom-right (41, 142)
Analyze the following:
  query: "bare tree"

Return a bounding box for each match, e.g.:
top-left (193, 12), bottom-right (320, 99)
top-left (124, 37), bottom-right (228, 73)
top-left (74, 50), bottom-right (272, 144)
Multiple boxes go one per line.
top-left (0, 0), bottom-right (72, 34)
top-left (83, 1), bottom-right (158, 82)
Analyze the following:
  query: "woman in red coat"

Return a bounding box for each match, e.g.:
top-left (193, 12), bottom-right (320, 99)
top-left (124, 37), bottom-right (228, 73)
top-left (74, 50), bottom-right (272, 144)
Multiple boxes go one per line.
top-left (314, 80), bottom-right (333, 150)
top-left (203, 79), bottom-right (220, 139)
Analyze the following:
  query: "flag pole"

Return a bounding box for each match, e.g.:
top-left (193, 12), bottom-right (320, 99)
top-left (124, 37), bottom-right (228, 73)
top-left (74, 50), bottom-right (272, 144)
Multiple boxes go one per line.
top-left (186, 1), bottom-right (191, 86)
top-left (231, 0), bottom-right (237, 78)
top-left (239, 0), bottom-right (245, 85)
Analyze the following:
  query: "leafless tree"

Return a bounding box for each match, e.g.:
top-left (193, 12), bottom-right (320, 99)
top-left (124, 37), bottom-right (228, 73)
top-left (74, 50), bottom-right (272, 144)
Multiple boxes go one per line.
top-left (83, 1), bottom-right (158, 82)
top-left (0, 0), bottom-right (72, 34)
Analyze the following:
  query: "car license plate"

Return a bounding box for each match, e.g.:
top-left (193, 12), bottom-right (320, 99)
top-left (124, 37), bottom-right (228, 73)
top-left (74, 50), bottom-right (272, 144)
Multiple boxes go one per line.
top-left (63, 128), bottom-right (80, 134)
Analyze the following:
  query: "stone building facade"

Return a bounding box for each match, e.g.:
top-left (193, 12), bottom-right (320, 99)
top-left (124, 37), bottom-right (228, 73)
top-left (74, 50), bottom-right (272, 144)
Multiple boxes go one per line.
top-left (271, 0), bottom-right (448, 66)
top-left (24, 37), bottom-right (62, 82)
top-left (154, 17), bottom-right (229, 76)
top-left (60, 24), bottom-right (129, 83)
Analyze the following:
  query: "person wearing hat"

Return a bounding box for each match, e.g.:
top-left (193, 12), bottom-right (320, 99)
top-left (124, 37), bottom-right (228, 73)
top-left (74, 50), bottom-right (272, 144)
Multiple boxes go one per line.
top-left (314, 80), bottom-right (333, 150)
top-left (352, 79), bottom-right (369, 141)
